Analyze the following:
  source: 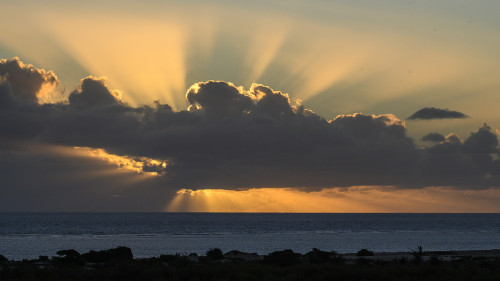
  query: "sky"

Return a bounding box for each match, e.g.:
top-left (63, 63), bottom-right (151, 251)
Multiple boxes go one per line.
top-left (1, 0), bottom-right (500, 212)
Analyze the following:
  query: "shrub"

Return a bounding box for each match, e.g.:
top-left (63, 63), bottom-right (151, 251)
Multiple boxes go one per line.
top-left (81, 246), bottom-right (133, 263)
top-left (356, 249), bottom-right (374, 256)
top-left (206, 248), bottom-right (224, 260)
top-left (411, 246), bottom-right (423, 264)
top-left (160, 254), bottom-right (193, 266)
top-left (305, 248), bottom-right (335, 263)
top-left (263, 249), bottom-right (301, 266)
top-left (56, 249), bottom-right (80, 259)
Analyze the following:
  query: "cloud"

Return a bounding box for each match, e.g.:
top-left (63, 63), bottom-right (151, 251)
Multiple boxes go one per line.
top-left (463, 124), bottom-right (498, 153)
top-left (0, 76), bottom-right (14, 109)
top-left (407, 107), bottom-right (468, 120)
top-left (421, 132), bottom-right (445, 142)
top-left (0, 141), bottom-right (172, 211)
top-left (417, 125), bottom-right (498, 187)
top-left (68, 76), bottom-right (123, 109)
top-left (421, 132), bottom-right (464, 144)
top-left (0, 57), bottom-right (58, 104)
top-left (167, 186), bottom-right (500, 212)
top-left (186, 81), bottom-right (253, 118)
top-left (1, 58), bottom-right (500, 192)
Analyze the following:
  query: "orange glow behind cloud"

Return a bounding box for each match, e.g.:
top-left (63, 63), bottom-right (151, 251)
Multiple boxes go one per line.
top-left (4, 142), bottom-right (500, 213)
top-left (41, 14), bottom-right (189, 108)
top-left (2, 2), bottom-right (500, 212)
top-left (166, 187), bottom-right (500, 213)
top-left (2, 1), bottom-right (498, 118)
top-left (73, 147), bottom-right (167, 177)
top-left (2, 141), bottom-right (161, 190)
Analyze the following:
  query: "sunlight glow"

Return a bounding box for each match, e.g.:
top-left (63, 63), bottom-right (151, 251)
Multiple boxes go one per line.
top-left (40, 13), bottom-right (188, 108)
top-left (242, 23), bottom-right (289, 85)
top-left (165, 187), bottom-right (500, 213)
top-left (1, 141), bottom-right (161, 190)
top-left (73, 147), bottom-right (167, 176)
top-left (2, 1), bottom-right (499, 123)
top-left (276, 23), bottom-right (489, 109)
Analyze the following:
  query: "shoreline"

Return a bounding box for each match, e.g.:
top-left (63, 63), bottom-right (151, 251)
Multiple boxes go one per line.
top-left (3, 247), bottom-right (500, 262)
top-left (2, 247), bottom-right (500, 281)
top-left (342, 249), bottom-right (500, 262)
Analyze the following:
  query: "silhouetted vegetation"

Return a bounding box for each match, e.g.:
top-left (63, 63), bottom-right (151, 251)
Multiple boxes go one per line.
top-left (205, 248), bottom-right (224, 261)
top-left (411, 245), bottom-right (424, 264)
top-left (56, 249), bottom-right (80, 260)
top-left (356, 249), bottom-right (375, 256)
top-left (1, 247), bottom-right (500, 281)
top-left (80, 246), bottom-right (133, 263)
top-left (263, 249), bottom-right (301, 266)
top-left (159, 253), bottom-right (194, 267)
top-left (53, 249), bottom-right (82, 266)
top-left (304, 248), bottom-right (343, 264)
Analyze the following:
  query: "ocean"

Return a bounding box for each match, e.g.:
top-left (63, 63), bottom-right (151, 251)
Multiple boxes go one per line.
top-left (1, 213), bottom-right (499, 260)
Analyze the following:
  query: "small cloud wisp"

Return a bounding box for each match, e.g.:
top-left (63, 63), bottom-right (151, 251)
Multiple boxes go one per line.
top-left (408, 107), bottom-right (468, 120)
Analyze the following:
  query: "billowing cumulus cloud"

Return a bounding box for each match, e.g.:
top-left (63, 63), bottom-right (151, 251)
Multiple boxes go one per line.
top-left (421, 132), bottom-right (463, 144)
top-left (417, 126), bottom-right (498, 187)
top-left (421, 132), bottom-right (446, 142)
top-left (408, 107), bottom-right (468, 120)
top-left (1, 58), bottom-right (500, 192)
top-left (463, 124), bottom-right (498, 153)
top-left (186, 81), bottom-right (253, 118)
top-left (0, 57), bottom-right (58, 104)
top-left (69, 76), bottom-right (123, 109)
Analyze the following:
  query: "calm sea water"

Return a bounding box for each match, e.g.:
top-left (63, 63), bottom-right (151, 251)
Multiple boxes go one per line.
top-left (1, 213), bottom-right (499, 260)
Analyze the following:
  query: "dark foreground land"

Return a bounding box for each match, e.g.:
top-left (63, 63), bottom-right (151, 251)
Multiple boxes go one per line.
top-left (2, 247), bottom-right (500, 281)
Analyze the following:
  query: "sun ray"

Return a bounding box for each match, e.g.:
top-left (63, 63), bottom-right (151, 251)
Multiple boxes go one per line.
top-left (72, 147), bottom-right (168, 177)
top-left (38, 13), bottom-right (187, 108)
top-left (165, 187), bottom-right (500, 213)
top-left (242, 24), bottom-right (289, 86)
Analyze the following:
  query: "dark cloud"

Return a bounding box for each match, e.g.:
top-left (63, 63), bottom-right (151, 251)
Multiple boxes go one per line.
top-left (0, 77), bottom-right (14, 109)
top-left (421, 132), bottom-right (445, 142)
top-left (0, 142), bottom-right (172, 212)
top-left (420, 132), bottom-right (462, 144)
top-left (463, 124), bottom-right (498, 153)
top-left (1, 58), bottom-right (500, 193)
top-left (69, 76), bottom-right (123, 109)
top-left (252, 84), bottom-right (295, 118)
top-left (186, 81), bottom-right (253, 119)
top-left (408, 107), bottom-right (468, 120)
top-left (0, 57), bottom-right (58, 103)
top-left (417, 125), bottom-right (498, 187)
